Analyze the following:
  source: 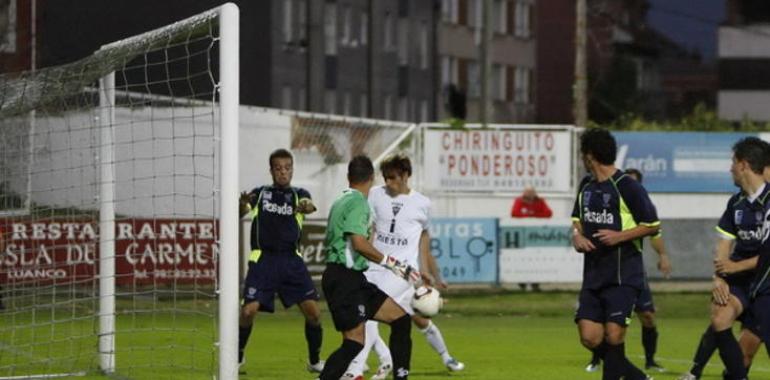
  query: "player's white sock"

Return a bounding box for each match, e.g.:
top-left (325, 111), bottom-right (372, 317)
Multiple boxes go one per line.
top-left (420, 320), bottom-right (451, 363)
top-left (370, 321), bottom-right (392, 365)
top-left (346, 321), bottom-right (379, 375)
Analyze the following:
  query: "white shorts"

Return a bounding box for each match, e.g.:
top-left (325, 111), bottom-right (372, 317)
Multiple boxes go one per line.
top-left (365, 267), bottom-right (415, 315)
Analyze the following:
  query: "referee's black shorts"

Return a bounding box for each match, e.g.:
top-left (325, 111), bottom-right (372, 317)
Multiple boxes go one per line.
top-left (322, 263), bottom-right (389, 332)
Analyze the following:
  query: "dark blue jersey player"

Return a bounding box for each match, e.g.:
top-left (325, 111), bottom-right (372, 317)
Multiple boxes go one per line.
top-left (679, 137), bottom-right (770, 380)
top-left (585, 168), bottom-right (672, 374)
top-left (571, 128), bottom-right (659, 380)
top-left (237, 148), bottom-right (325, 374)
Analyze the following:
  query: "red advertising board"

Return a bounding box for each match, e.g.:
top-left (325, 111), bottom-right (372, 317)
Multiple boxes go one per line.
top-left (0, 219), bottom-right (218, 286)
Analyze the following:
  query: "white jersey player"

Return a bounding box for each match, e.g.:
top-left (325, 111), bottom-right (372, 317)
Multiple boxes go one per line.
top-left (342, 154), bottom-right (464, 380)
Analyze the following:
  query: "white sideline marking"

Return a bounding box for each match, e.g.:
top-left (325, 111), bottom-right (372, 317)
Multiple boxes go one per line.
top-left (0, 372), bottom-right (86, 379)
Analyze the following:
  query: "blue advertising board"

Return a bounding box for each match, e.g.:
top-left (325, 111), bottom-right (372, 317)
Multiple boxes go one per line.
top-left (428, 218), bottom-right (498, 284)
top-left (614, 132), bottom-right (754, 193)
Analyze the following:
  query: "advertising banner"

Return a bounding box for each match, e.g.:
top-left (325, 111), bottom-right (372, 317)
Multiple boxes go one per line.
top-left (423, 128), bottom-right (573, 193)
top-left (1, 219), bottom-right (218, 285)
top-left (614, 132), bottom-right (755, 193)
top-left (429, 218), bottom-right (498, 284)
top-left (498, 219), bottom-right (583, 283)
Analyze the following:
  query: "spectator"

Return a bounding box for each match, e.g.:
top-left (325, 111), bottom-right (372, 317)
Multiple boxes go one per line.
top-left (511, 186), bottom-right (553, 218)
top-left (511, 187), bottom-right (552, 292)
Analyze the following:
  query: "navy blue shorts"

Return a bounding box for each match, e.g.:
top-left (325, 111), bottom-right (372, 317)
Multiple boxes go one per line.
top-left (751, 294), bottom-right (770, 346)
top-left (322, 263), bottom-right (389, 332)
top-left (242, 253), bottom-right (319, 313)
top-left (575, 286), bottom-right (640, 326)
top-left (634, 283), bottom-right (655, 313)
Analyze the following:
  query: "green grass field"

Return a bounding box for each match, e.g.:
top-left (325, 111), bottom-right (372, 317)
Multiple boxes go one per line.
top-left (2, 290), bottom-right (769, 379)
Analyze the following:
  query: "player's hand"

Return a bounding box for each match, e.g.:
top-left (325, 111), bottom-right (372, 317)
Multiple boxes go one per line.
top-left (593, 229), bottom-right (623, 246)
top-left (714, 258), bottom-right (740, 276)
top-left (296, 198), bottom-right (316, 214)
top-left (657, 254), bottom-right (672, 278)
top-left (712, 275), bottom-right (730, 306)
top-left (382, 256), bottom-right (422, 286)
top-left (572, 233), bottom-right (596, 253)
top-left (239, 191), bottom-right (253, 217)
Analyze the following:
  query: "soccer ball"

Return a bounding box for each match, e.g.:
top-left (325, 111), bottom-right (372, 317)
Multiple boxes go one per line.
top-left (411, 286), bottom-right (442, 317)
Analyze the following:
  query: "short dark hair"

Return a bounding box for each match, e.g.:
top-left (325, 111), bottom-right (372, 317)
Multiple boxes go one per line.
top-left (580, 128), bottom-right (617, 165)
top-left (348, 155), bottom-right (374, 184)
top-left (624, 168), bottom-right (643, 183)
top-left (733, 137), bottom-right (770, 175)
top-left (379, 153), bottom-right (412, 177)
top-left (269, 148), bottom-right (293, 168)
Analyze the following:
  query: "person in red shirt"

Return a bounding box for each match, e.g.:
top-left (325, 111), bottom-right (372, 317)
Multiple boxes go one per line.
top-left (510, 186), bottom-right (553, 218)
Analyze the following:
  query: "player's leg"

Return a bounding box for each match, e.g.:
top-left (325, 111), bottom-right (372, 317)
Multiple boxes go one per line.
top-left (238, 259), bottom-right (275, 367)
top-left (298, 299), bottom-right (325, 372)
top-left (369, 323), bottom-right (394, 380)
top-left (412, 314), bottom-right (465, 371)
top-left (343, 321), bottom-right (380, 379)
top-left (373, 297), bottom-right (412, 380)
top-left (710, 295), bottom-right (747, 380)
top-left (318, 264), bottom-right (369, 380)
top-left (635, 284), bottom-right (663, 372)
top-left (679, 325), bottom-right (718, 380)
top-left (737, 328), bottom-right (761, 375)
top-left (751, 295), bottom-right (770, 358)
top-left (602, 285), bottom-right (647, 380)
top-left (576, 288), bottom-right (606, 372)
top-left (319, 323), bottom-right (366, 380)
top-left (282, 255), bottom-right (324, 372)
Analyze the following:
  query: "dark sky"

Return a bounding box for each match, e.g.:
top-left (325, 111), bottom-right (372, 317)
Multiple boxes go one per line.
top-left (646, 0), bottom-right (725, 61)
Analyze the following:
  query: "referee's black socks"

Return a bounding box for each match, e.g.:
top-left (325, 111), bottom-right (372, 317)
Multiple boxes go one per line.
top-left (389, 314), bottom-right (413, 380)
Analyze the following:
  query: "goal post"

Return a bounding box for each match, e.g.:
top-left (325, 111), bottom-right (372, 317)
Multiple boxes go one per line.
top-left (0, 3), bottom-right (239, 379)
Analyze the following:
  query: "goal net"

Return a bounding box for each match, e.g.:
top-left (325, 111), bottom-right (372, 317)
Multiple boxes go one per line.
top-left (0, 4), bottom-right (239, 379)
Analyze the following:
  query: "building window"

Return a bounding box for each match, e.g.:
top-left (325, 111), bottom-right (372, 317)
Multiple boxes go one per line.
top-left (282, 86), bottom-right (293, 109)
top-left (420, 100), bottom-right (429, 122)
top-left (442, 0), bottom-right (458, 23)
top-left (441, 56), bottom-right (459, 86)
top-left (493, 0), bottom-right (507, 34)
top-left (384, 12), bottom-right (394, 50)
top-left (514, 1), bottom-right (531, 38)
top-left (325, 3), bottom-right (337, 55)
top-left (492, 64), bottom-right (506, 101)
top-left (468, 0), bottom-right (480, 29)
top-left (514, 67), bottom-right (530, 104)
top-left (284, 0), bottom-right (293, 43)
top-left (343, 92), bottom-right (352, 115)
top-left (384, 95), bottom-right (393, 119)
top-left (0, 0), bottom-right (16, 53)
top-left (298, 87), bottom-right (307, 111)
top-left (398, 18), bottom-right (409, 65)
top-left (419, 22), bottom-right (428, 70)
top-left (298, 0), bottom-right (307, 42)
top-left (342, 5), bottom-right (352, 46)
top-left (361, 11), bottom-right (368, 45)
top-left (468, 62), bottom-right (480, 98)
top-left (325, 90), bottom-right (337, 114)
top-left (360, 93), bottom-right (368, 117)
top-left (398, 97), bottom-right (409, 121)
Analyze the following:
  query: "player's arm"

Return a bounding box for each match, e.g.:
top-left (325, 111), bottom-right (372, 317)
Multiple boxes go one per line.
top-left (650, 233), bottom-right (671, 278)
top-left (711, 237), bottom-right (734, 305)
top-left (296, 189), bottom-right (317, 214)
top-left (349, 234), bottom-right (422, 285)
top-left (593, 224), bottom-right (659, 247)
top-left (238, 191), bottom-right (253, 218)
top-left (571, 220), bottom-right (596, 253)
top-left (419, 229), bottom-right (446, 289)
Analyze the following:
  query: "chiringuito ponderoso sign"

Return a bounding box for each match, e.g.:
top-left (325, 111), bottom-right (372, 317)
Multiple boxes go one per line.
top-left (423, 128), bottom-right (572, 192)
